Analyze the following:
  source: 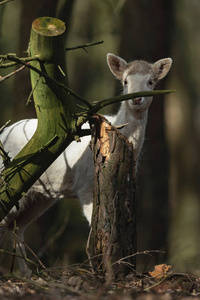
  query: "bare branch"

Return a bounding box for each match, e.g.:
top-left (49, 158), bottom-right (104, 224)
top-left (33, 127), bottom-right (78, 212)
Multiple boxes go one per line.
top-left (0, 0), bottom-right (14, 6)
top-left (5, 54), bottom-right (93, 109)
top-left (12, 231), bottom-right (47, 271)
top-left (0, 120), bottom-right (12, 167)
top-left (91, 89), bottom-right (176, 113)
top-left (0, 142), bottom-right (11, 167)
top-left (66, 40), bottom-right (104, 52)
top-left (0, 55), bottom-right (38, 68)
top-left (0, 120), bottom-right (11, 134)
top-left (0, 65), bottom-right (25, 83)
top-left (2, 54), bottom-right (175, 115)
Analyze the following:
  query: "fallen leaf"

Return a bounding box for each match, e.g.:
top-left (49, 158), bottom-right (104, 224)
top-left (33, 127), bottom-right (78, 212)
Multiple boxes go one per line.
top-left (148, 264), bottom-right (172, 279)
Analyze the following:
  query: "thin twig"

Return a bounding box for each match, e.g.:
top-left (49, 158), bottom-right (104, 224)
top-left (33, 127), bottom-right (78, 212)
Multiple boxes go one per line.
top-left (0, 137), bottom-right (11, 168)
top-left (10, 220), bottom-right (17, 273)
top-left (91, 89), bottom-right (176, 113)
top-left (111, 250), bottom-right (166, 267)
top-left (0, 55), bottom-right (38, 68)
top-left (0, 65), bottom-right (25, 83)
top-left (12, 231), bottom-right (47, 271)
top-left (0, 0), bottom-right (14, 6)
top-left (0, 248), bottom-right (38, 267)
top-left (86, 227), bottom-right (94, 272)
top-left (144, 271), bottom-right (173, 292)
top-left (0, 120), bottom-right (11, 134)
top-left (79, 252), bottom-right (111, 269)
top-left (6, 54), bottom-right (92, 109)
top-left (66, 40), bottom-right (103, 52)
top-left (26, 76), bottom-right (41, 105)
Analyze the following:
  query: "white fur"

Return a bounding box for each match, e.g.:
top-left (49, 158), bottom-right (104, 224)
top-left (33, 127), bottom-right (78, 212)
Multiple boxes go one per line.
top-left (0, 54), bottom-right (172, 275)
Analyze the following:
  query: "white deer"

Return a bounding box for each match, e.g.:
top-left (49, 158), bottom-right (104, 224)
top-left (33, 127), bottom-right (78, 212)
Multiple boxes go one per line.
top-left (0, 54), bottom-right (172, 275)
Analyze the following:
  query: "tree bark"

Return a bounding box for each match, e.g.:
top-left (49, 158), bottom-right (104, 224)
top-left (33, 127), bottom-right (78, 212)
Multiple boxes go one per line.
top-left (88, 116), bottom-right (137, 278)
top-left (12, 0), bottom-right (60, 121)
top-left (0, 17), bottom-right (77, 220)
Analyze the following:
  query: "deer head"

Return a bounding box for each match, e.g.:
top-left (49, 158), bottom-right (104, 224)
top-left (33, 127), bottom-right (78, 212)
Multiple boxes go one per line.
top-left (107, 53), bottom-right (172, 114)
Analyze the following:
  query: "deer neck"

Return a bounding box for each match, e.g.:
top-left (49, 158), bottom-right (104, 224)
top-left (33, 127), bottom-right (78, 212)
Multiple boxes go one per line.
top-left (113, 102), bottom-right (148, 161)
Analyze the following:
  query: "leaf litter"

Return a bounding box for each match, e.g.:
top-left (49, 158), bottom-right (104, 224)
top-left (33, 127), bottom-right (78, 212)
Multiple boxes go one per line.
top-left (1, 264), bottom-right (200, 300)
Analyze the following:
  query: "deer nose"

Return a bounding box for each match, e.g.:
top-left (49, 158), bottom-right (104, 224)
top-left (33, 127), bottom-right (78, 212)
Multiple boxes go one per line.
top-left (133, 97), bottom-right (142, 105)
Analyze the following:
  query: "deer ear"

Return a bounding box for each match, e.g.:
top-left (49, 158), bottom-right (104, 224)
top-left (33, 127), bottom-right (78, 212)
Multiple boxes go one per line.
top-left (107, 53), bottom-right (127, 81)
top-left (153, 58), bottom-right (172, 80)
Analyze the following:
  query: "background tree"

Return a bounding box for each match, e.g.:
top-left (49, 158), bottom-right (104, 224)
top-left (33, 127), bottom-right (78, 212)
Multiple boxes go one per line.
top-left (167, 0), bottom-right (200, 271)
top-left (119, 0), bottom-right (173, 270)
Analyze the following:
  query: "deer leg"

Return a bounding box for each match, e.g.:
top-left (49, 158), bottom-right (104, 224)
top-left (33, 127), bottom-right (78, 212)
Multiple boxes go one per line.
top-left (77, 189), bottom-right (93, 224)
top-left (1, 192), bottom-right (56, 276)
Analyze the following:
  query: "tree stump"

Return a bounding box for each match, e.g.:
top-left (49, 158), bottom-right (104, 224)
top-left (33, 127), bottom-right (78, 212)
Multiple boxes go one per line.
top-left (88, 115), bottom-right (137, 278)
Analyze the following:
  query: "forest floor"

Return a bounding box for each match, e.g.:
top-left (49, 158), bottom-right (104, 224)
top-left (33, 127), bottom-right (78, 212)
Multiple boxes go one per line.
top-left (1, 264), bottom-right (200, 300)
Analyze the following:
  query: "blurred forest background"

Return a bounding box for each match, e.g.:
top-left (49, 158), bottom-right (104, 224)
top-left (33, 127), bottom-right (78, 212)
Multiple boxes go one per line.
top-left (0, 0), bottom-right (200, 274)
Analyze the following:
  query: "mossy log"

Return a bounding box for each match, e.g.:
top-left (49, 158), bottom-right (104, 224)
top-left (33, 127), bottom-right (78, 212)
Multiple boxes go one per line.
top-left (0, 17), bottom-right (77, 220)
top-left (88, 116), bottom-right (137, 278)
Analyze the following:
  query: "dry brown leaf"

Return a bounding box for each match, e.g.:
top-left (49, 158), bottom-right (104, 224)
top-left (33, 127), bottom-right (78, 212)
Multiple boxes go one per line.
top-left (148, 263), bottom-right (172, 279)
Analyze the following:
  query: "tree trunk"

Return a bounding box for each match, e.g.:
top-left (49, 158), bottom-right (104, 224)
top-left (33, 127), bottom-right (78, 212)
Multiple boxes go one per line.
top-left (119, 0), bottom-right (173, 267)
top-left (0, 17), bottom-right (77, 220)
top-left (12, 0), bottom-right (60, 121)
top-left (167, 1), bottom-right (200, 271)
top-left (88, 116), bottom-right (137, 278)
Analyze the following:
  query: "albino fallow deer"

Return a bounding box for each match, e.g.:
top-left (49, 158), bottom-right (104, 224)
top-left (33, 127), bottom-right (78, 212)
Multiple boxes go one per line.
top-left (0, 53), bottom-right (172, 275)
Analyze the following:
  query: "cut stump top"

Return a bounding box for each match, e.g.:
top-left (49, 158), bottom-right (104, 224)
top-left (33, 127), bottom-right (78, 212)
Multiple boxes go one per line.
top-left (32, 17), bottom-right (66, 37)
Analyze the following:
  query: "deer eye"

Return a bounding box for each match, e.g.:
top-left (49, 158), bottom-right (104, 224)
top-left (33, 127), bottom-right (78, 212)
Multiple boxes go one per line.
top-left (148, 80), bottom-right (154, 86)
top-left (124, 79), bottom-right (128, 85)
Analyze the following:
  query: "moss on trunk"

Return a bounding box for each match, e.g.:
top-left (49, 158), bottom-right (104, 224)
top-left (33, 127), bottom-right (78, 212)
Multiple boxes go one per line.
top-left (0, 17), bottom-right (77, 220)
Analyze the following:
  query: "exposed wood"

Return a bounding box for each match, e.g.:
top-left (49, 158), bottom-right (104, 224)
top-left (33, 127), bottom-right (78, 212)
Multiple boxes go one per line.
top-left (88, 115), bottom-right (137, 278)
